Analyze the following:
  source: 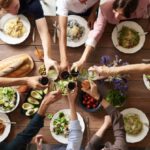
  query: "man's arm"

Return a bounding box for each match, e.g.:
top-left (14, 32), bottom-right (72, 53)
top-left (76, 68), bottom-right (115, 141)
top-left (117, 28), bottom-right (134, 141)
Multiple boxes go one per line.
top-left (0, 91), bottom-right (61, 150)
top-left (89, 63), bottom-right (150, 77)
top-left (102, 100), bottom-right (127, 149)
top-left (58, 16), bottom-right (69, 70)
top-left (66, 88), bottom-right (83, 150)
top-left (36, 18), bottom-right (59, 73)
top-left (0, 76), bottom-right (47, 89)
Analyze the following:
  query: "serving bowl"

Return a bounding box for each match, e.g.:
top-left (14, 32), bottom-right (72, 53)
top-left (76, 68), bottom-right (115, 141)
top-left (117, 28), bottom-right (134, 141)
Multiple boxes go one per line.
top-left (78, 91), bottom-right (102, 112)
top-left (0, 88), bottom-right (20, 113)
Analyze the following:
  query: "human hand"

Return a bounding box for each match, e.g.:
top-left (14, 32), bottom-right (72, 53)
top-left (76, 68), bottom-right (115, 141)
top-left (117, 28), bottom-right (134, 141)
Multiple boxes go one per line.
top-left (60, 60), bottom-right (70, 72)
top-left (71, 60), bottom-right (84, 72)
top-left (44, 57), bottom-right (59, 74)
top-left (88, 12), bottom-right (97, 29)
top-left (89, 65), bottom-right (110, 79)
top-left (67, 86), bottom-right (78, 104)
top-left (102, 115), bottom-right (112, 129)
top-left (42, 90), bottom-right (62, 105)
top-left (26, 76), bottom-right (48, 89)
top-left (81, 80), bottom-right (100, 100)
top-left (35, 134), bottom-right (44, 150)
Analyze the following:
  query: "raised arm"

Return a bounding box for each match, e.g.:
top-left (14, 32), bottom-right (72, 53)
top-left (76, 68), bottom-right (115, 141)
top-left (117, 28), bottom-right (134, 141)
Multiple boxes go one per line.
top-left (101, 99), bottom-right (127, 149)
top-left (71, 6), bottom-right (107, 70)
top-left (58, 16), bottom-right (69, 71)
top-left (89, 63), bottom-right (150, 77)
top-left (0, 76), bottom-right (47, 89)
top-left (36, 18), bottom-right (59, 73)
top-left (0, 91), bottom-right (62, 150)
top-left (66, 87), bottom-right (83, 150)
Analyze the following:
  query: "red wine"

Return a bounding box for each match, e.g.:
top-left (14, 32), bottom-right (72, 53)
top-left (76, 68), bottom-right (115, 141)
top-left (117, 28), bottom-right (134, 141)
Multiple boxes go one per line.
top-left (39, 77), bottom-right (49, 85)
top-left (68, 82), bottom-right (76, 90)
top-left (70, 69), bottom-right (79, 77)
top-left (60, 71), bottom-right (70, 79)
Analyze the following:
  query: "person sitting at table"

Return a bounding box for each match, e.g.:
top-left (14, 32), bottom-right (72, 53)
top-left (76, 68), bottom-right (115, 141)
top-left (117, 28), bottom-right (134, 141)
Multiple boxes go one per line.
top-left (0, 90), bottom-right (62, 150)
top-left (56, 0), bottom-right (99, 71)
top-left (85, 99), bottom-right (128, 150)
top-left (71, 0), bottom-right (150, 70)
top-left (0, 0), bottom-right (59, 74)
top-left (89, 63), bottom-right (150, 79)
top-left (0, 76), bottom-right (47, 89)
top-left (33, 87), bottom-right (83, 150)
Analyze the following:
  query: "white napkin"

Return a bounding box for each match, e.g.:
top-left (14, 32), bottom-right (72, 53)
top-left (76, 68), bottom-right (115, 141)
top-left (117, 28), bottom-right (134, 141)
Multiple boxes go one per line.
top-left (40, 0), bottom-right (57, 16)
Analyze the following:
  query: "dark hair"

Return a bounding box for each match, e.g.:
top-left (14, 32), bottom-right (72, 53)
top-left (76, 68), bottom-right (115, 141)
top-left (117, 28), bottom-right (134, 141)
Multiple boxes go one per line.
top-left (0, 0), bottom-right (12, 8)
top-left (113, 0), bottom-right (139, 18)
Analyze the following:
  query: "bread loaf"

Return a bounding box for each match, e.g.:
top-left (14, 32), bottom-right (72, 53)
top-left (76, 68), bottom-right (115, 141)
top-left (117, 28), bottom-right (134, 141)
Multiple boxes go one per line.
top-left (0, 54), bottom-right (34, 77)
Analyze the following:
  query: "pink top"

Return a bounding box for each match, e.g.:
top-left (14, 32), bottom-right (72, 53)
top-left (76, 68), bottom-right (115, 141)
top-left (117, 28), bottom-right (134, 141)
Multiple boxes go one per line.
top-left (86, 0), bottom-right (150, 48)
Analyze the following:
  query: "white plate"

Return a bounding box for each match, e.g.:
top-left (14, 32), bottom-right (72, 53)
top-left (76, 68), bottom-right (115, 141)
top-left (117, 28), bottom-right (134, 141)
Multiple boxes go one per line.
top-left (121, 108), bottom-right (149, 143)
top-left (112, 21), bottom-right (145, 54)
top-left (0, 113), bottom-right (11, 142)
top-left (67, 15), bottom-right (90, 47)
top-left (0, 13), bottom-right (31, 44)
top-left (50, 109), bottom-right (85, 144)
top-left (0, 90), bottom-right (20, 113)
top-left (143, 74), bottom-right (150, 90)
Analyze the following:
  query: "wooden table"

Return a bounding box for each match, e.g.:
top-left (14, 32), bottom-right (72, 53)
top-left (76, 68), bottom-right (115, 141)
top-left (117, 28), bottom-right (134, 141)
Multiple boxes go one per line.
top-left (1, 16), bottom-right (150, 148)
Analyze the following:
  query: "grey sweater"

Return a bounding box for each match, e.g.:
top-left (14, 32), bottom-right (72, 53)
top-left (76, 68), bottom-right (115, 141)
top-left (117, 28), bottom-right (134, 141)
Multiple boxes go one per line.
top-left (85, 105), bottom-right (128, 150)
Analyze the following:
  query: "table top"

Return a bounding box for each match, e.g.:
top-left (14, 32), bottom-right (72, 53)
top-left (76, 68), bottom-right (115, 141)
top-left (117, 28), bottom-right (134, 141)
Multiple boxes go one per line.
top-left (1, 16), bottom-right (150, 148)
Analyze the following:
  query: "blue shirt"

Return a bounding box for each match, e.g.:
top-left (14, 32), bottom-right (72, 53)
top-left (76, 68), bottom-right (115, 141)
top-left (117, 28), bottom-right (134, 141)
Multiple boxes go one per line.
top-left (19, 0), bottom-right (44, 20)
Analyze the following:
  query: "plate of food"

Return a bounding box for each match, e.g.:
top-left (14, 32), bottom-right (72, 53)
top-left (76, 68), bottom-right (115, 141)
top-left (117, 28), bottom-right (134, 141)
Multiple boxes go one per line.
top-left (112, 21), bottom-right (145, 54)
top-left (121, 108), bottom-right (149, 143)
top-left (0, 87), bottom-right (20, 113)
top-left (0, 113), bottom-right (11, 142)
top-left (67, 15), bottom-right (90, 47)
top-left (143, 74), bottom-right (150, 90)
top-left (50, 109), bottom-right (85, 144)
top-left (0, 13), bottom-right (31, 44)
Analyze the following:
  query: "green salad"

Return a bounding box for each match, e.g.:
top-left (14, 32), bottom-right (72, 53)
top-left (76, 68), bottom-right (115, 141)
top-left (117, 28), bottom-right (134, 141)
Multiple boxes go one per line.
top-left (0, 87), bottom-right (17, 111)
top-left (118, 26), bottom-right (140, 48)
top-left (53, 112), bottom-right (69, 137)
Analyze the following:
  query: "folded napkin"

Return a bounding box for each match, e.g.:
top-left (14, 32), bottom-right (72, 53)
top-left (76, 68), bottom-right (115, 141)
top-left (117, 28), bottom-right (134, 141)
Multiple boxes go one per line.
top-left (40, 0), bottom-right (57, 16)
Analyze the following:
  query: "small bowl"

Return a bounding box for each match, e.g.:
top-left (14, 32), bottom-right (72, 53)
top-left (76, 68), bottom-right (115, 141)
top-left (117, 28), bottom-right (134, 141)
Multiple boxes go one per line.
top-left (0, 89), bottom-right (20, 113)
top-left (78, 91), bottom-right (102, 113)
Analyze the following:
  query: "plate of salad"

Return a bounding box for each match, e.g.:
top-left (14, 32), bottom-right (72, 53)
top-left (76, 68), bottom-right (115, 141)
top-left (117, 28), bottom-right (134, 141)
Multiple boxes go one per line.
top-left (0, 87), bottom-right (20, 113)
top-left (143, 74), bottom-right (150, 90)
top-left (50, 109), bottom-right (85, 144)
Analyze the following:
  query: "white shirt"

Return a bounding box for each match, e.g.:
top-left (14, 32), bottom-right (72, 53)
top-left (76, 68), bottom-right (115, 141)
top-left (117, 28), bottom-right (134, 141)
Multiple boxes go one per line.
top-left (56, 0), bottom-right (99, 16)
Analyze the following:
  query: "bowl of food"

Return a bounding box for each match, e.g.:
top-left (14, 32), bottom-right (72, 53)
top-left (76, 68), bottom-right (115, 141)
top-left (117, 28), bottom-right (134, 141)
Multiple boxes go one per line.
top-left (50, 109), bottom-right (85, 144)
top-left (78, 91), bottom-right (101, 112)
top-left (121, 108), bottom-right (149, 143)
top-left (112, 21), bottom-right (145, 54)
top-left (0, 87), bottom-right (20, 113)
top-left (66, 15), bottom-right (90, 47)
top-left (0, 13), bottom-right (31, 44)
top-left (0, 113), bottom-right (11, 142)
